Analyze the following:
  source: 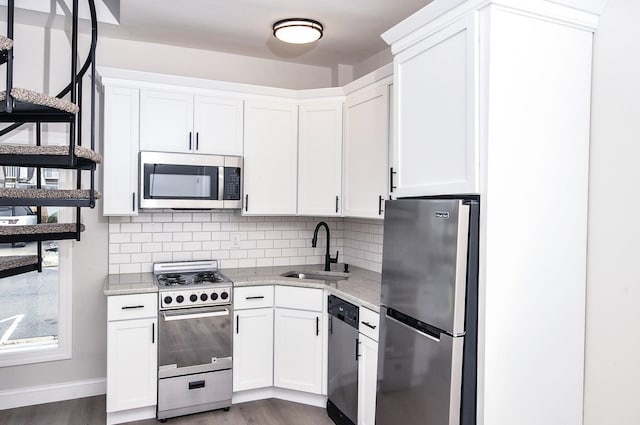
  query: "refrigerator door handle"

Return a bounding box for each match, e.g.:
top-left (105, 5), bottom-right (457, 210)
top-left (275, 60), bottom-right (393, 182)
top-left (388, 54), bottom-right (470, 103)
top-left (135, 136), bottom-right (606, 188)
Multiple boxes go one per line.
top-left (384, 308), bottom-right (441, 342)
top-left (452, 202), bottom-right (471, 335)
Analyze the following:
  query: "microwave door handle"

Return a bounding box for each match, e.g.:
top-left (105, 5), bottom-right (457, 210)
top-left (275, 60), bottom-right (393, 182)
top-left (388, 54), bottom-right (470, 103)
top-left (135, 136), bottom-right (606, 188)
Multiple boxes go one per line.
top-left (162, 308), bottom-right (230, 322)
top-left (218, 166), bottom-right (225, 201)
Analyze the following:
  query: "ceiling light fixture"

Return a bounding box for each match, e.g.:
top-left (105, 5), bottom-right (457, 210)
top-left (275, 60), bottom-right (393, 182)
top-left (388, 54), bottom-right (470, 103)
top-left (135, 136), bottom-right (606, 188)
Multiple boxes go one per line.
top-left (273, 18), bottom-right (323, 44)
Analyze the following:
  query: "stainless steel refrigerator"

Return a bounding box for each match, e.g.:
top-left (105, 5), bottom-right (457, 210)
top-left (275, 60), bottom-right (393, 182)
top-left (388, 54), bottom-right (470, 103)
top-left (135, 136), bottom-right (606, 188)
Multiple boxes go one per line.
top-left (375, 198), bottom-right (479, 425)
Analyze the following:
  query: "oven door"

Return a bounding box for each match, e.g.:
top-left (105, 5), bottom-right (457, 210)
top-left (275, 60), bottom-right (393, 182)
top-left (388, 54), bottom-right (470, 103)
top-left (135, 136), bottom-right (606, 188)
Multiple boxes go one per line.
top-left (159, 306), bottom-right (232, 379)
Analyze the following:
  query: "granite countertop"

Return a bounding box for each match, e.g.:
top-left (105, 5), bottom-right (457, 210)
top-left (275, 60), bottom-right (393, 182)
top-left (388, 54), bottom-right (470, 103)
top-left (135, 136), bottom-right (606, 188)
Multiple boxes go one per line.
top-left (224, 264), bottom-right (381, 312)
top-left (103, 272), bottom-right (157, 295)
top-left (104, 264), bottom-right (381, 312)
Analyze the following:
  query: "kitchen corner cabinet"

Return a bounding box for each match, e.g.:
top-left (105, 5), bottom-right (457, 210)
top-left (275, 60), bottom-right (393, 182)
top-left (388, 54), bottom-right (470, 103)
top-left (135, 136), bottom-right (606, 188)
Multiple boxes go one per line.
top-left (392, 15), bottom-right (478, 197)
top-left (298, 101), bottom-right (343, 216)
top-left (243, 100), bottom-right (298, 215)
top-left (102, 86), bottom-right (139, 216)
top-left (344, 84), bottom-right (390, 218)
top-left (273, 286), bottom-right (324, 394)
top-left (106, 293), bottom-right (157, 419)
top-left (139, 89), bottom-right (243, 155)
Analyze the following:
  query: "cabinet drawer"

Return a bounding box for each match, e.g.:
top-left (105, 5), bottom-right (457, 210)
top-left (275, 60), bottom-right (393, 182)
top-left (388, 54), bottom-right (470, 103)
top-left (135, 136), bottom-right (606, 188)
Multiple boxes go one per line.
top-left (358, 307), bottom-right (379, 342)
top-left (234, 286), bottom-right (274, 310)
top-left (108, 293), bottom-right (157, 321)
top-left (275, 285), bottom-right (323, 312)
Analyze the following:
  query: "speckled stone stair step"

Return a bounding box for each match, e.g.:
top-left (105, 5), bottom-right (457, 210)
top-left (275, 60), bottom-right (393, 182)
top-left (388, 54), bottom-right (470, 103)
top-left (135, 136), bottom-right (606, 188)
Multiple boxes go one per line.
top-left (0, 88), bottom-right (79, 114)
top-left (0, 188), bottom-right (100, 207)
top-left (0, 255), bottom-right (39, 278)
top-left (0, 223), bottom-right (85, 243)
top-left (0, 35), bottom-right (13, 51)
top-left (0, 144), bottom-right (101, 169)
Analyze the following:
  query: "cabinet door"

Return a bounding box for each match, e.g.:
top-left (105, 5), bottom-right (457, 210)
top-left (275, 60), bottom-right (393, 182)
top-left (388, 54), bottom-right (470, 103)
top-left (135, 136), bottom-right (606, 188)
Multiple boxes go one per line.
top-left (103, 86), bottom-right (139, 216)
top-left (233, 308), bottom-right (274, 392)
top-left (106, 318), bottom-right (157, 412)
top-left (344, 85), bottom-right (389, 218)
top-left (274, 308), bottom-right (323, 394)
top-left (298, 102), bottom-right (343, 216)
top-left (357, 334), bottom-right (378, 425)
top-left (393, 15), bottom-right (478, 196)
top-left (193, 95), bottom-right (243, 156)
top-left (243, 100), bottom-right (298, 215)
top-left (140, 90), bottom-right (194, 153)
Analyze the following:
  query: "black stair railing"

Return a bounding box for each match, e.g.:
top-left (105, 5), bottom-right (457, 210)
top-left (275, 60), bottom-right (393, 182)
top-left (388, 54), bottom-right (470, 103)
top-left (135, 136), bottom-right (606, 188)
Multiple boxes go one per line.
top-left (0, 0), bottom-right (98, 278)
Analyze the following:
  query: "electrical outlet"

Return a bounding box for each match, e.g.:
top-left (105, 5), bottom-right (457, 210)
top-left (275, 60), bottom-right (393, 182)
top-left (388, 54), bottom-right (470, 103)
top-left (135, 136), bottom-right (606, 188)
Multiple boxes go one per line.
top-left (230, 232), bottom-right (241, 249)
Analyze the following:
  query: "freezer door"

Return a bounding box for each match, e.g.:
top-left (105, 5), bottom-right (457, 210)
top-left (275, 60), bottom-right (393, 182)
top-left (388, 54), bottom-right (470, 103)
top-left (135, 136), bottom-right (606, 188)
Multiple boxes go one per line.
top-left (375, 308), bottom-right (464, 425)
top-left (381, 199), bottom-right (470, 335)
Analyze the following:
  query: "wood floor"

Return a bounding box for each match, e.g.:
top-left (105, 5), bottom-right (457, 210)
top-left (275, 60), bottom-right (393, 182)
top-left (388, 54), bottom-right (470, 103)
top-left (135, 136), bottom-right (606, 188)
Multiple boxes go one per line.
top-left (0, 395), bottom-right (335, 425)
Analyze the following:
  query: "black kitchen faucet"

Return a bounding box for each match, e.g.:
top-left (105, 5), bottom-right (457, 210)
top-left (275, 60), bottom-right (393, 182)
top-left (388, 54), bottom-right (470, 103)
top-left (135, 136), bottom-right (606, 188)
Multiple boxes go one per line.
top-left (312, 221), bottom-right (339, 272)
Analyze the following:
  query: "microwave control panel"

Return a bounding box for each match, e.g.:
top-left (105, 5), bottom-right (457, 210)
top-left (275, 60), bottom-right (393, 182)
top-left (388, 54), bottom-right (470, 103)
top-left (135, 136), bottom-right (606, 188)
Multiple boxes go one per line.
top-left (223, 167), bottom-right (241, 200)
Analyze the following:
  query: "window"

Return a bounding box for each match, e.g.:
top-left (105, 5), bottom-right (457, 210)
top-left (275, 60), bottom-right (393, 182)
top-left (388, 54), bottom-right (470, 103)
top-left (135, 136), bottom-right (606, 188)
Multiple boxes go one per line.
top-left (0, 165), bottom-right (72, 367)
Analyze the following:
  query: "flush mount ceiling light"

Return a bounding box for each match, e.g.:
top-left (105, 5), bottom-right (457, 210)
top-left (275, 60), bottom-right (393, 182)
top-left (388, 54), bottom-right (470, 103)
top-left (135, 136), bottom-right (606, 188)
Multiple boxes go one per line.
top-left (273, 18), bottom-right (323, 44)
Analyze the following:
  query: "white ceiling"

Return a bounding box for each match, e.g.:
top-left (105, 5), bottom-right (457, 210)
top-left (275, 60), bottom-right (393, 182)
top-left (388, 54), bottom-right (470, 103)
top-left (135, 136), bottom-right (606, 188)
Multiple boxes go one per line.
top-left (97, 0), bottom-right (434, 68)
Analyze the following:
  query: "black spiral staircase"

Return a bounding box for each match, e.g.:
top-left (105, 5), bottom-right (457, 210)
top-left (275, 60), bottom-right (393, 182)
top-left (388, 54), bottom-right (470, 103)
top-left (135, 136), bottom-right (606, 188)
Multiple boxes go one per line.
top-left (0, 0), bottom-right (100, 278)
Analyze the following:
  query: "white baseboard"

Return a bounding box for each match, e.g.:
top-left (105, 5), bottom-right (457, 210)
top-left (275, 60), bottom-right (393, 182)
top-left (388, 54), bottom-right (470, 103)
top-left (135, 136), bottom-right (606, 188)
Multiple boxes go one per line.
top-left (232, 387), bottom-right (327, 409)
top-left (0, 377), bottom-right (107, 410)
top-left (107, 406), bottom-right (156, 425)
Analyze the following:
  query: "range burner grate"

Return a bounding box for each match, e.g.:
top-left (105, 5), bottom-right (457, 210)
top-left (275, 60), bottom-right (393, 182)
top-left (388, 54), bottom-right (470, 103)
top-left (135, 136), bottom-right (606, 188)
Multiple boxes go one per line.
top-left (157, 273), bottom-right (187, 286)
top-left (193, 271), bottom-right (224, 285)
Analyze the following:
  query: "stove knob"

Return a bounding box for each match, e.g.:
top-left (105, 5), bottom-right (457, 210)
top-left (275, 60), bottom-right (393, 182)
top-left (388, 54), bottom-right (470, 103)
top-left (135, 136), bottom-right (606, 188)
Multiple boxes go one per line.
top-left (190, 294), bottom-right (198, 302)
top-left (200, 293), bottom-right (208, 301)
top-left (176, 295), bottom-right (184, 303)
top-left (211, 293), bottom-right (218, 300)
top-left (220, 291), bottom-right (229, 300)
top-left (164, 296), bottom-right (173, 305)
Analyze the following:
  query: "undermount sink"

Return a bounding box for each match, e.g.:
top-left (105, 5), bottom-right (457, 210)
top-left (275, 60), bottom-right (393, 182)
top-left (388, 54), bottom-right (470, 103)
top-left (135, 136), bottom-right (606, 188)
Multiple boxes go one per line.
top-left (281, 270), bottom-right (350, 282)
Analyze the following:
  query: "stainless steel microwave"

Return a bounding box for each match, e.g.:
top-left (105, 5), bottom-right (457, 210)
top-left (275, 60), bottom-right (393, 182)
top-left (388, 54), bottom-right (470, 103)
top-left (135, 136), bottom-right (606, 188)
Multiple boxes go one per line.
top-left (139, 151), bottom-right (242, 209)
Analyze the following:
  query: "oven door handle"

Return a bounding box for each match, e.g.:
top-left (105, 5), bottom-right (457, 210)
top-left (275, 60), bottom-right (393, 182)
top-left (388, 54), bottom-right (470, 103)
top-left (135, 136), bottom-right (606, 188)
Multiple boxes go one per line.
top-left (162, 308), bottom-right (230, 322)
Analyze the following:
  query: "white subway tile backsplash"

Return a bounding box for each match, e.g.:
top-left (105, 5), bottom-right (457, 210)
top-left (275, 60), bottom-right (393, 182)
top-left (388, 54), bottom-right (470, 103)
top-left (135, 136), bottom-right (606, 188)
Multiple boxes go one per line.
top-left (108, 212), bottom-right (384, 274)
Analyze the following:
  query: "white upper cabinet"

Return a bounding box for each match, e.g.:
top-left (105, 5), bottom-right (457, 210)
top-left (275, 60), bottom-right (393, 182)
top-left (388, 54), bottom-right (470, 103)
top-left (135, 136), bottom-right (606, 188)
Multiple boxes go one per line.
top-left (193, 95), bottom-right (244, 155)
top-left (140, 89), bottom-right (243, 155)
top-left (343, 84), bottom-right (390, 218)
top-left (140, 90), bottom-right (194, 153)
top-left (103, 86), bottom-right (140, 216)
top-left (392, 15), bottom-right (478, 197)
top-left (243, 100), bottom-right (298, 215)
top-left (298, 101), bottom-right (343, 216)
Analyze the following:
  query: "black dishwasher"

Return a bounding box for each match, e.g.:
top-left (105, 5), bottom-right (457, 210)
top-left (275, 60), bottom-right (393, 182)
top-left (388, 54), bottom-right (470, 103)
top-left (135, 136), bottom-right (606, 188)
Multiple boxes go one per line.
top-left (327, 295), bottom-right (360, 425)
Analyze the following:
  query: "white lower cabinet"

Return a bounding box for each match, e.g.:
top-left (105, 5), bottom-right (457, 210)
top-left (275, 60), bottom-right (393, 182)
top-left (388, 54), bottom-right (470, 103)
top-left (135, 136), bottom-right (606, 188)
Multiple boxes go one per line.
top-left (233, 307), bottom-right (274, 391)
top-left (357, 334), bottom-right (378, 425)
top-left (106, 293), bottom-right (158, 423)
top-left (273, 308), bottom-right (324, 394)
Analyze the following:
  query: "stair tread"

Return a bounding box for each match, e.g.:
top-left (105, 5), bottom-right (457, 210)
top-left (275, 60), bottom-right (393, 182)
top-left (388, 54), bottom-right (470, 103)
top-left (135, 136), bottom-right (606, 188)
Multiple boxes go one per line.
top-left (0, 187), bottom-right (100, 200)
top-left (0, 88), bottom-right (79, 114)
top-left (0, 35), bottom-right (13, 52)
top-left (0, 223), bottom-right (85, 236)
top-left (0, 255), bottom-right (38, 272)
top-left (0, 144), bottom-right (102, 164)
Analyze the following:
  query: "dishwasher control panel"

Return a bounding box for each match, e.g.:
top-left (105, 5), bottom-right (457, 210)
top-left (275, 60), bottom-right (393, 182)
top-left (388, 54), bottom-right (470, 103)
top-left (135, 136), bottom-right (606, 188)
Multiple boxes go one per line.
top-left (328, 295), bottom-right (359, 329)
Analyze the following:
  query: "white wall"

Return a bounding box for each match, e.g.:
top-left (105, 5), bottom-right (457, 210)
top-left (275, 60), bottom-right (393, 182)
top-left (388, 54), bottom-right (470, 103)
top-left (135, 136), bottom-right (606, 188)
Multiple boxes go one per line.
top-left (584, 1), bottom-right (640, 424)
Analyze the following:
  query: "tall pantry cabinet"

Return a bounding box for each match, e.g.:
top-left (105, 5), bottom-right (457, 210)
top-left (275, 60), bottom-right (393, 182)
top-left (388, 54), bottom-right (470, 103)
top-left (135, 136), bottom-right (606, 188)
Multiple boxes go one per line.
top-left (382, 1), bottom-right (605, 425)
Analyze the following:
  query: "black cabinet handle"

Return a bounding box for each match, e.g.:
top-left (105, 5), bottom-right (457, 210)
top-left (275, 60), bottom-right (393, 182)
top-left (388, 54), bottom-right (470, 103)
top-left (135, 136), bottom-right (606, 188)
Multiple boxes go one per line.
top-left (316, 316), bottom-right (319, 336)
top-left (132, 192), bottom-right (136, 212)
top-left (245, 194), bottom-right (249, 212)
top-left (378, 195), bottom-right (383, 216)
top-left (361, 321), bottom-right (377, 330)
top-left (390, 167), bottom-right (397, 193)
top-left (335, 196), bottom-right (339, 213)
top-left (121, 305), bottom-right (144, 310)
top-left (236, 314), bottom-right (239, 334)
top-left (189, 380), bottom-right (205, 390)
top-left (196, 132), bottom-right (199, 150)
top-left (152, 322), bottom-right (155, 344)
top-left (355, 338), bottom-right (360, 360)
top-left (189, 131), bottom-right (193, 150)
top-left (246, 296), bottom-right (264, 300)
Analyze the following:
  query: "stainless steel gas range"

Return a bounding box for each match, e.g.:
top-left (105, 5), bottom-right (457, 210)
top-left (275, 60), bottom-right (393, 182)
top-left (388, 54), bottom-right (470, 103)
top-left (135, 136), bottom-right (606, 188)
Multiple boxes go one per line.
top-left (154, 260), bottom-right (233, 421)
